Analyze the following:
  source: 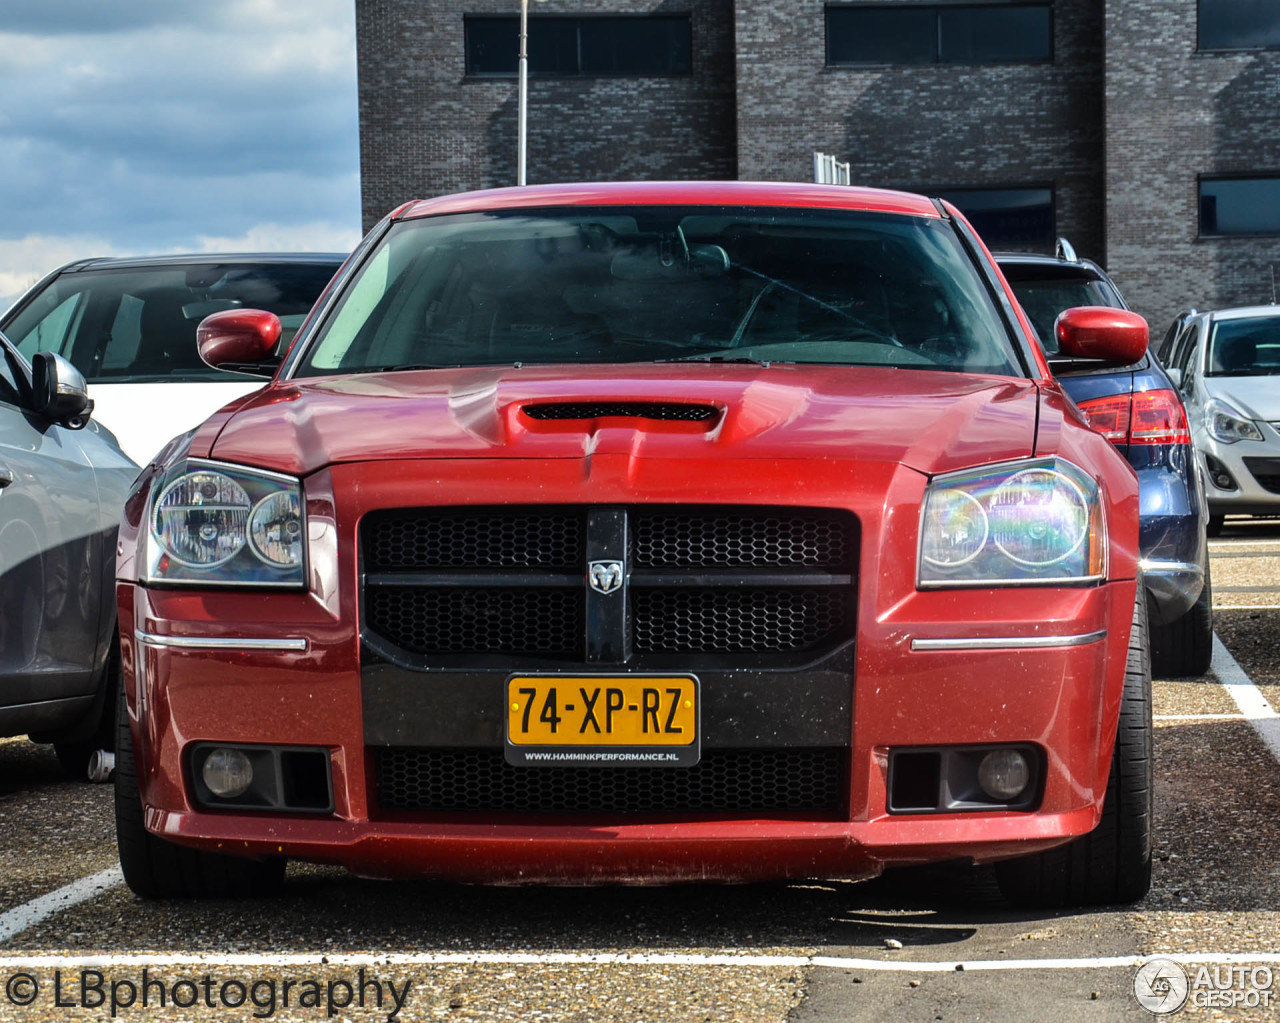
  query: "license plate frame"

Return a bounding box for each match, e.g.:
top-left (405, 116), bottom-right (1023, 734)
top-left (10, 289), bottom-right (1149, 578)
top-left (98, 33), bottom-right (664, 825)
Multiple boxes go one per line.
top-left (504, 674), bottom-right (701, 767)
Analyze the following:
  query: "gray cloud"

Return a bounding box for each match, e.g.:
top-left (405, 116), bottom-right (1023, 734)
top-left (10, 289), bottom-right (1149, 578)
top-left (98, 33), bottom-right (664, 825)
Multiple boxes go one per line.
top-left (0, 0), bottom-right (361, 290)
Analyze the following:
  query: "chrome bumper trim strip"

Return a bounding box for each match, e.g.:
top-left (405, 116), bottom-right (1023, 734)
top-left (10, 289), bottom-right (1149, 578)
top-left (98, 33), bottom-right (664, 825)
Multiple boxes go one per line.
top-left (911, 630), bottom-right (1107, 652)
top-left (135, 631), bottom-right (308, 653)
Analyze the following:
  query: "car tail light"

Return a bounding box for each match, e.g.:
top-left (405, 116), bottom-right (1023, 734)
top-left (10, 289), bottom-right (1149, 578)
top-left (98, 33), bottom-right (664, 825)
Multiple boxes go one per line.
top-left (1076, 395), bottom-right (1130, 443)
top-left (1077, 389), bottom-right (1190, 446)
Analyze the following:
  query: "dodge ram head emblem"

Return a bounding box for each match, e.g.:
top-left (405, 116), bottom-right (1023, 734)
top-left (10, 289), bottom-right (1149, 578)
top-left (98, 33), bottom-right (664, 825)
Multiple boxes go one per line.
top-left (588, 560), bottom-right (624, 594)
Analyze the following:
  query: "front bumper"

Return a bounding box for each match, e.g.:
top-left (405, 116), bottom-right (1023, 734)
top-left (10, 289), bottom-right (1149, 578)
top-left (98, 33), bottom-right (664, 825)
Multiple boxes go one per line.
top-left (1199, 426), bottom-right (1280, 516)
top-left (120, 575), bottom-right (1135, 884)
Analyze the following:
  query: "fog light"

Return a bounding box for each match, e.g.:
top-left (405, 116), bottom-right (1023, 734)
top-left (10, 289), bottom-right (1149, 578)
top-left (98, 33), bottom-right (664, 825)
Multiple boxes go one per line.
top-left (977, 749), bottom-right (1030, 801)
top-left (202, 748), bottom-right (254, 799)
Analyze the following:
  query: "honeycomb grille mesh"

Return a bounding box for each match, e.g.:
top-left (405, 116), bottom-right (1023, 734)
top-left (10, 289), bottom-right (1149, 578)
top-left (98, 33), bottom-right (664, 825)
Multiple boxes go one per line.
top-left (364, 510), bottom-right (584, 570)
top-left (375, 747), bottom-right (846, 814)
top-left (523, 402), bottom-right (718, 421)
top-left (367, 587), bottom-right (583, 656)
top-left (631, 510), bottom-right (851, 569)
top-left (633, 587), bottom-right (849, 653)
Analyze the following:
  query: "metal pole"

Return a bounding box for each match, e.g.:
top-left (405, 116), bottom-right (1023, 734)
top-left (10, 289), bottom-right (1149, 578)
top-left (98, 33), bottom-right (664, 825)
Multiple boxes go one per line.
top-left (517, 0), bottom-right (528, 186)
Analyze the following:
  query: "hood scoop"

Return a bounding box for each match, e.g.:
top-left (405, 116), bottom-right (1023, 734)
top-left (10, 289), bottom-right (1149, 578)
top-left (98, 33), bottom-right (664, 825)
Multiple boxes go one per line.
top-left (521, 401), bottom-right (721, 423)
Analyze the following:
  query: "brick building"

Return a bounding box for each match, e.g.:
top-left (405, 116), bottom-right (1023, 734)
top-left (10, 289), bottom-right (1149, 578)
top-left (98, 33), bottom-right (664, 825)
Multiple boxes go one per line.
top-left (355, 1), bottom-right (1280, 328)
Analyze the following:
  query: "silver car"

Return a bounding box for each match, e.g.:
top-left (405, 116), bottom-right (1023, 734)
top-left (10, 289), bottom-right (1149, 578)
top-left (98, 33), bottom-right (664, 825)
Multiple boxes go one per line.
top-left (1163, 305), bottom-right (1280, 534)
top-left (0, 331), bottom-right (137, 776)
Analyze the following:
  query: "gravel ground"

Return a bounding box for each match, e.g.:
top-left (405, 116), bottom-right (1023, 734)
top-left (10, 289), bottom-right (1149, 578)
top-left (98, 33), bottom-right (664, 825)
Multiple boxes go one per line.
top-left (2, 534), bottom-right (1279, 1021)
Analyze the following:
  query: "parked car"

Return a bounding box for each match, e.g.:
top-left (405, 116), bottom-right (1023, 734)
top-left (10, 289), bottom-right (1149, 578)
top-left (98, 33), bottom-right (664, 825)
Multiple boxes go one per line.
top-left (0, 331), bottom-right (137, 776)
top-left (1161, 305), bottom-right (1280, 535)
top-left (115, 181), bottom-right (1151, 908)
top-left (996, 244), bottom-right (1211, 676)
top-left (0, 253), bottom-right (346, 465)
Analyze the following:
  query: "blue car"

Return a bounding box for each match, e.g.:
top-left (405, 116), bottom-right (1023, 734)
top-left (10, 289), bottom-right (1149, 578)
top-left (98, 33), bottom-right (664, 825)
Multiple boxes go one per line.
top-left (997, 243), bottom-right (1211, 676)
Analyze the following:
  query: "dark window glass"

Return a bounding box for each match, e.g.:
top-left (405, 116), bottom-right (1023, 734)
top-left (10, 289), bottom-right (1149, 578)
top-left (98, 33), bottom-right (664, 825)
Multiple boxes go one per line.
top-left (939, 6), bottom-right (1052, 62)
top-left (936, 188), bottom-right (1054, 248)
top-left (465, 16), bottom-right (691, 77)
top-left (1007, 279), bottom-right (1120, 352)
top-left (1199, 0), bottom-right (1280, 50)
top-left (826, 4), bottom-right (1051, 65)
top-left (0, 338), bottom-right (25, 407)
top-left (825, 7), bottom-right (936, 65)
top-left (1200, 177), bottom-right (1280, 236)
top-left (1, 264), bottom-right (340, 384)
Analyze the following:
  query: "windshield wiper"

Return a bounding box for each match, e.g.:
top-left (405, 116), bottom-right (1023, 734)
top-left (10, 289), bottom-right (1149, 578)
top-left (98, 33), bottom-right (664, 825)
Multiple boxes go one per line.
top-left (361, 363), bottom-right (457, 373)
top-left (657, 354), bottom-right (772, 365)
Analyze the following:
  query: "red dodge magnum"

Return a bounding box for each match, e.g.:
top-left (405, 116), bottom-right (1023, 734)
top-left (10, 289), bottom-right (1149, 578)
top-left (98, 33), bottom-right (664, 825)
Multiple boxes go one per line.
top-left (114, 181), bottom-right (1152, 907)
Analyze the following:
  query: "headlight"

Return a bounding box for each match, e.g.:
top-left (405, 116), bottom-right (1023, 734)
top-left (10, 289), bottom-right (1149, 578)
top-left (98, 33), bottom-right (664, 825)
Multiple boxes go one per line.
top-left (144, 459), bottom-right (307, 587)
top-left (1206, 399), bottom-right (1263, 443)
top-left (918, 458), bottom-right (1106, 587)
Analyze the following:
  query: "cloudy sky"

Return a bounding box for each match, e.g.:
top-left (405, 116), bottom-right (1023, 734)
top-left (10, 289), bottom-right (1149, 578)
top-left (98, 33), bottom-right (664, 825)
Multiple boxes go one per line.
top-left (0, 0), bottom-right (362, 309)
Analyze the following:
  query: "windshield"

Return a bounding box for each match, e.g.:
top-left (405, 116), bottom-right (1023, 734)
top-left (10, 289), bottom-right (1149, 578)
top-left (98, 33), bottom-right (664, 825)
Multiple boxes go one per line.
top-left (3, 263), bottom-right (339, 384)
top-left (296, 206), bottom-right (1021, 377)
top-left (1207, 316), bottom-right (1280, 376)
top-left (1006, 277), bottom-right (1121, 354)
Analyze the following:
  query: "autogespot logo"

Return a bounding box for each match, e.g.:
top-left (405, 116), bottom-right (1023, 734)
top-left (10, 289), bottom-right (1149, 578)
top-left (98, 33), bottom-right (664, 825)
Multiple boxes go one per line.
top-left (1134, 959), bottom-right (1190, 1015)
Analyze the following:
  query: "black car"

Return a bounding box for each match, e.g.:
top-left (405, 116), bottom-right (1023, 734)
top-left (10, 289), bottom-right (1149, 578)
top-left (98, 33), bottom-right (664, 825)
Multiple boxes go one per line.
top-left (997, 242), bottom-right (1212, 676)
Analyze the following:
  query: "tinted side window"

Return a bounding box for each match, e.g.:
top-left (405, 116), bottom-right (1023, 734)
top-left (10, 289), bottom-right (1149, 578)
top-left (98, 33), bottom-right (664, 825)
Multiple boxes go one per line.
top-left (826, 4), bottom-right (1052, 65)
top-left (12, 290), bottom-right (84, 361)
top-left (1199, 0), bottom-right (1280, 50)
top-left (938, 6), bottom-right (1052, 63)
top-left (0, 339), bottom-right (27, 408)
top-left (1200, 177), bottom-right (1280, 236)
top-left (936, 187), bottom-right (1055, 248)
top-left (464, 16), bottom-right (691, 76)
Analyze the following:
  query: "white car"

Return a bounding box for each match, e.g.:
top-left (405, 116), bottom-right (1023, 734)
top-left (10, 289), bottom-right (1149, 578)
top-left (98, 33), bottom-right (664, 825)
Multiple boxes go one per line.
top-left (1163, 304), bottom-right (1280, 533)
top-left (1, 253), bottom-right (345, 464)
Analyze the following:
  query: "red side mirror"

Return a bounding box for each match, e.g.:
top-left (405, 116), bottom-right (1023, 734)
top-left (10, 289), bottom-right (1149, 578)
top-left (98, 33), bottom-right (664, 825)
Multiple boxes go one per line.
top-left (197, 309), bottom-right (283, 370)
top-left (1054, 307), bottom-right (1149, 363)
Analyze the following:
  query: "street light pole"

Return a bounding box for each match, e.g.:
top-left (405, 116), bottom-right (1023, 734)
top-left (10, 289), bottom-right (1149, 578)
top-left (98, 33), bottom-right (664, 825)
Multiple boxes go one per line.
top-left (517, 0), bottom-right (529, 186)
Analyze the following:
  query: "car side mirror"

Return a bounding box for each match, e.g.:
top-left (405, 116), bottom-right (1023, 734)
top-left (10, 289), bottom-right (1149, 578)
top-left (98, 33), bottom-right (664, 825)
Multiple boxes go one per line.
top-left (1054, 307), bottom-right (1149, 364)
top-left (1166, 366), bottom-right (1183, 389)
top-left (197, 309), bottom-right (283, 377)
top-left (31, 351), bottom-right (92, 429)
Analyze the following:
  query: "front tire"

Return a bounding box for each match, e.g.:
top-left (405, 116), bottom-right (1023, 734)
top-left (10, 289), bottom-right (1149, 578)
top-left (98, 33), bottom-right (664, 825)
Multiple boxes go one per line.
top-left (996, 583), bottom-right (1153, 908)
top-left (114, 669), bottom-right (285, 899)
top-left (1149, 562), bottom-right (1213, 677)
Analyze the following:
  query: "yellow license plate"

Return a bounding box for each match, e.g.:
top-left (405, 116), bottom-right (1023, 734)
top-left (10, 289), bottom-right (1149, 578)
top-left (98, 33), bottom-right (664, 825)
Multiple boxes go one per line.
top-left (507, 676), bottom-right (697, 747)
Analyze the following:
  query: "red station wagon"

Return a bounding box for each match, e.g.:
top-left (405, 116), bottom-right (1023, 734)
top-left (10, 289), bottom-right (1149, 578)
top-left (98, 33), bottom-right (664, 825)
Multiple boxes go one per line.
top-left (114, 182), bottom-right (1152, 907)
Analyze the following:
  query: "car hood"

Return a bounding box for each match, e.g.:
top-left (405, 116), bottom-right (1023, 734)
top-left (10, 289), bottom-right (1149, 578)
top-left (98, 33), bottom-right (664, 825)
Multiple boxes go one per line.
top-left (204, 365), bottom-right (1040, 479)
top-left (1204, 376), bottom-right (1280, 421)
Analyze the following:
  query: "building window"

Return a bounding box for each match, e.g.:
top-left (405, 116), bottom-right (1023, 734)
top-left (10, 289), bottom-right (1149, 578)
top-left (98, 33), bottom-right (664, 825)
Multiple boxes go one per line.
top-left (1198, 0), bottom-right (1280, 51)
top-left (935, 187), bottom-right (1055, 248)
top-left (1200, 177), bottom-right (1280, 237)
top-left (464, 15), bottom-right (692, 77)
top-left (825, 4), bottom-right (1052, 66)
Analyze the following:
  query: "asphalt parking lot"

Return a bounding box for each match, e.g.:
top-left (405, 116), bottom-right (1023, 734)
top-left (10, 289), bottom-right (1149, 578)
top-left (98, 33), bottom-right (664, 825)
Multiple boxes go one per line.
top-left (2, 523), bottom-right (1279, 1022)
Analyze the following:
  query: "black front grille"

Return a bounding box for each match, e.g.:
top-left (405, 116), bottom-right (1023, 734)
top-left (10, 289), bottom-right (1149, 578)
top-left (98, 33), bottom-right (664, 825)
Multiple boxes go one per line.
top-left (367, 587), bottom-right (583, 656)
top-left (1244, 457), bottom-right (1280, 495)
top-left (633, 587), bottom-right (850, 653)
top-left (365, 510), bottom-right (584, 570)
top-left (361, 506), bottom-right (857, 666)
top-left (632, 509), bottom-right (851, 569)
top-left (523, 402), bottom-right (718, 422)
top-left (374, 747), bottom-right (847, 815)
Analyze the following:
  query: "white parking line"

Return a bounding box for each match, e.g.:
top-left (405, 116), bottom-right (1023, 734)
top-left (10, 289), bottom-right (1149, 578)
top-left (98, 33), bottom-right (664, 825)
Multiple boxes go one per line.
top-left (1213, 635), bottom-right (1280, 766)
top-left (1214, 604), bottom-right (1280, 611)
top-left (1208, 538), bottom-right (1280, 548)
top-left (0, 868), bottom-right (122, 944)
top-left (1154, 713), bottom-right (1246, 721)
top-left (0, 951), bottom-right (1278, 973)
